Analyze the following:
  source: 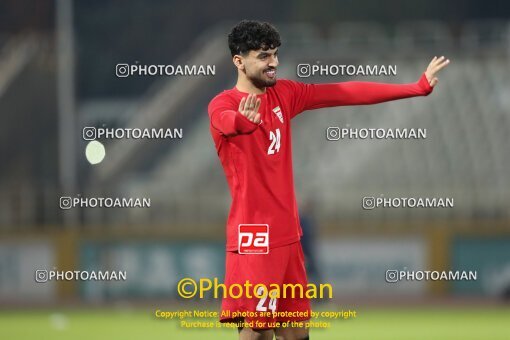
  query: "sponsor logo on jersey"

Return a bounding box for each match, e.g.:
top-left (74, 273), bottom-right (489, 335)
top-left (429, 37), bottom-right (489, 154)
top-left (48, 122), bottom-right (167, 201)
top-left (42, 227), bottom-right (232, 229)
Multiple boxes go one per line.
top-left (238, 224), bottom-right (269, 254)
top-left (272, 106), bottom-right (284, 123)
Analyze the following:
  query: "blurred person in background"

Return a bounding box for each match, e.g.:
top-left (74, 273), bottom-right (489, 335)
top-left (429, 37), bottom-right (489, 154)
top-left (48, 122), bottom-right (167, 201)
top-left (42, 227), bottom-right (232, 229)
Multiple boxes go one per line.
top-left (299, 198), bottom-right (321, 285)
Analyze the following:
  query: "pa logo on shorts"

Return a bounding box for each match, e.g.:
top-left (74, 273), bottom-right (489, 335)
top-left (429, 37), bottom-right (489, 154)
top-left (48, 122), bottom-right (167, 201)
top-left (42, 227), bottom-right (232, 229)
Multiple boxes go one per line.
top-left (238, 224), bottom-right (269, 254)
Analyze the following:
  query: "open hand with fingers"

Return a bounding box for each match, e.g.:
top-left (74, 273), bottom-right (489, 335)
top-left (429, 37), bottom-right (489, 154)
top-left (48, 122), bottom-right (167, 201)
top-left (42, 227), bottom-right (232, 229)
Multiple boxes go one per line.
top-left (238, 94), bottom-right (262, 124)
top-left (425, 56), bottom-right (450, 87)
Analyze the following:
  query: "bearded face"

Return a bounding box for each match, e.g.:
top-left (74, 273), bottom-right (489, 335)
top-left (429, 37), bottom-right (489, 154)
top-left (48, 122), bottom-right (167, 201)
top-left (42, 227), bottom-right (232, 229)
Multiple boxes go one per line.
top-left (241, 48), bottom-right (279, 88)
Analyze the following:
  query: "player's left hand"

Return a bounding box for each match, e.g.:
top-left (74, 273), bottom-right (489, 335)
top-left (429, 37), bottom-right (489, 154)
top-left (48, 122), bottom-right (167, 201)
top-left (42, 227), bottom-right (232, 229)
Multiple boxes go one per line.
top-left (425, 56), bottom-right (450, 87)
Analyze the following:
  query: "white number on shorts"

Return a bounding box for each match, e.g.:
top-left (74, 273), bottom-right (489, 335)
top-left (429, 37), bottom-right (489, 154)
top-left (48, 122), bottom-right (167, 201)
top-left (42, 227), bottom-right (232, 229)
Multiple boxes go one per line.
top-left (268, 293), bottom-right (277, 312)
top-left (255, 286), bottom-right (277, 313)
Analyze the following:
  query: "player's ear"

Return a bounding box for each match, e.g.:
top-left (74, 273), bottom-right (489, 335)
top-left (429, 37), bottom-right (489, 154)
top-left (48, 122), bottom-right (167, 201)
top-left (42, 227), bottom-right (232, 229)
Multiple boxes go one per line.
top-left (233, 55), bottom-right (245, 71)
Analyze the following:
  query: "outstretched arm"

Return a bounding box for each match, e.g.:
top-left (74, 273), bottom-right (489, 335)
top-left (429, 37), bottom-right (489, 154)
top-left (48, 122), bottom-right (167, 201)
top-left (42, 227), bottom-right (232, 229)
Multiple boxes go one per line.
top-left (291, 57), bottom-right (450, 115)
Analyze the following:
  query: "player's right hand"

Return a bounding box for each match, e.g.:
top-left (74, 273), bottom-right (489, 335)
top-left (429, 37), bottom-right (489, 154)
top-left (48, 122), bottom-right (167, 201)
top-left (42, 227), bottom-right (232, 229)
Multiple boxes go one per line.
top-left (425, 56), bottom-right (450, 87)
top-left (238, 94), bottom-right (261, 124)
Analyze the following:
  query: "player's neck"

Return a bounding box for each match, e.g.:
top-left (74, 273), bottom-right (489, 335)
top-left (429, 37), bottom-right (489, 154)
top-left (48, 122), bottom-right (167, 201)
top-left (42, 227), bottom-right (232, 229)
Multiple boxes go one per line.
top-left (235, 75), bottom-right (266, 94)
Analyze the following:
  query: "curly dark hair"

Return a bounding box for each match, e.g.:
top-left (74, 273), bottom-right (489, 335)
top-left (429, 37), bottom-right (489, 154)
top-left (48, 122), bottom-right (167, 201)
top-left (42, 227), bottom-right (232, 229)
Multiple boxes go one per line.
top-left (228, 20), bottom-right (281, 56)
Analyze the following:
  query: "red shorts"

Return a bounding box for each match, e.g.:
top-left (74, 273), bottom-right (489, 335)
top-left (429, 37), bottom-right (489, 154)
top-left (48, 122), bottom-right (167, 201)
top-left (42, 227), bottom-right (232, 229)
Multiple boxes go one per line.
top-left (220, 241), bottom-right (311, 329)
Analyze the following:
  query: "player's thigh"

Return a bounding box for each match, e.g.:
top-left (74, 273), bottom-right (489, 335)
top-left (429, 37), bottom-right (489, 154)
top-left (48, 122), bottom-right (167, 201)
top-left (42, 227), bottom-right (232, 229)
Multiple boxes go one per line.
top-left (274, 325), bottom-right (309, 340)
top-left (238, 326), bottom-right (274, 340)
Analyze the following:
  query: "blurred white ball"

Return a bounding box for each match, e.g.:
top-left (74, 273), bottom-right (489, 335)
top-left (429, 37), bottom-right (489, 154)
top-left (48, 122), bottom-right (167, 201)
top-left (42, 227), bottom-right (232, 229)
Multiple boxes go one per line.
top-left (85, 140), bottom-right (106, 165)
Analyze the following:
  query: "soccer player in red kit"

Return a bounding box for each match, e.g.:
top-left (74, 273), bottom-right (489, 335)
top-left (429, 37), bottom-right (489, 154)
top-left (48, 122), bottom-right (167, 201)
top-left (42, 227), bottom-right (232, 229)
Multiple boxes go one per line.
top-left (207, 20), bottom-right (449, 340)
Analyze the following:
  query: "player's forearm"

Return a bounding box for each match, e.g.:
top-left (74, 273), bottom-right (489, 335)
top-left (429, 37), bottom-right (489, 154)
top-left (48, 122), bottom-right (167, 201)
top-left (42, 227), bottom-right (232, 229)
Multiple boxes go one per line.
top-left (304, 73), bottom-right (433, 110)
top-left (211, 110), bottom-right (259, 136)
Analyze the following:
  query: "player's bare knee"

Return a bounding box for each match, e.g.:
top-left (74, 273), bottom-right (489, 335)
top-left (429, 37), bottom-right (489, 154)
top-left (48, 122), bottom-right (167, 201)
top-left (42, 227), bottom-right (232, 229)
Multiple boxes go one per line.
top-left (275, 335), bottom-right (309, 340)
top-left (274, 327), bottom-right (309, 340)
top-left (238, 326), bottom-right (274, 340)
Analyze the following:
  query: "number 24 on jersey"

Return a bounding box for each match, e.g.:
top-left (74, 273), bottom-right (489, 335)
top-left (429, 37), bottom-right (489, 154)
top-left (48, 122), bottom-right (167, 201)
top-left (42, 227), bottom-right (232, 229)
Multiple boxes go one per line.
top-left (267, 128), bottom-right (281, 155)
